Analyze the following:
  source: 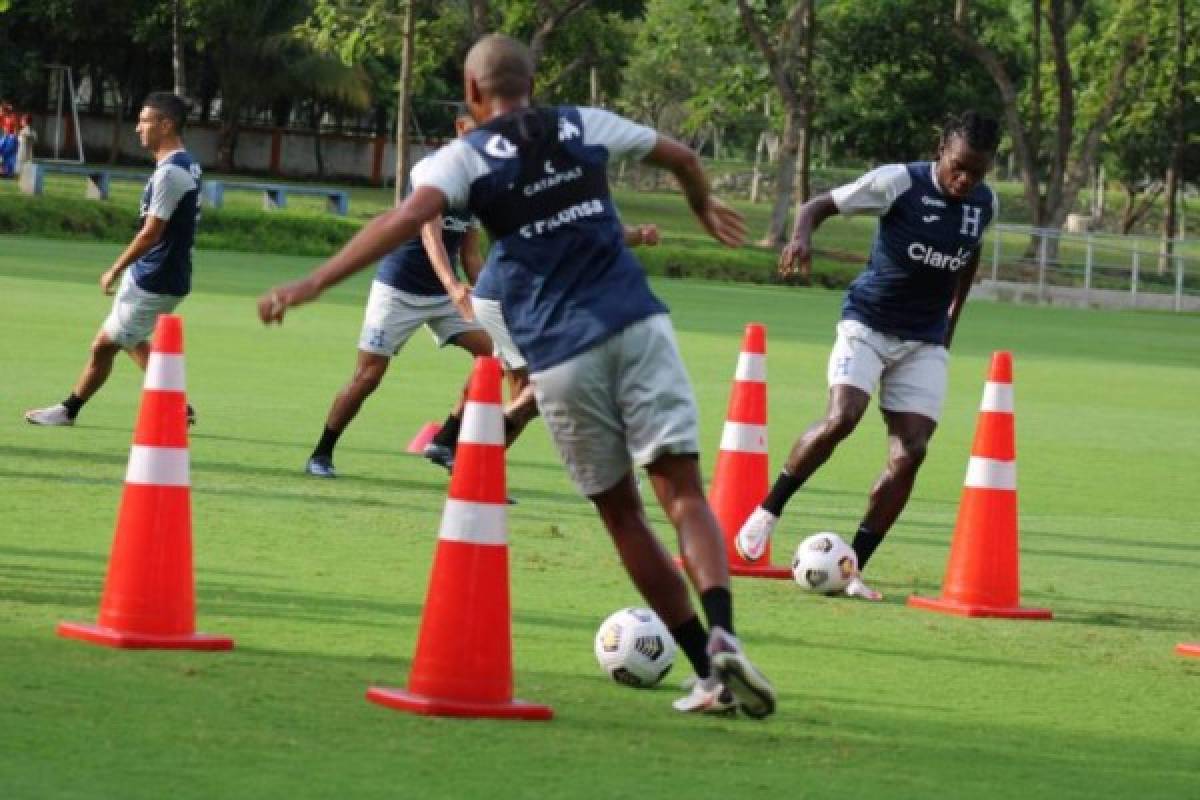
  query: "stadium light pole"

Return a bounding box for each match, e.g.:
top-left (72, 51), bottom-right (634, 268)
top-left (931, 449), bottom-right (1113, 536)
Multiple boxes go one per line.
top-left (393, 0), bottom-right (415, 207)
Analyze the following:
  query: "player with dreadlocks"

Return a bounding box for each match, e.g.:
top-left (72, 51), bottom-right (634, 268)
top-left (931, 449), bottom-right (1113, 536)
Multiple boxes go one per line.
top-left (735, 111), bottom-right (1002, 601)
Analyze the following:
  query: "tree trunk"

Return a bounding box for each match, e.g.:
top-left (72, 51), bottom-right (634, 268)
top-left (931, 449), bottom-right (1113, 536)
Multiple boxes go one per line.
top-left (470, 0), bottom-right (490, 38)
top-left (312, 103), bottom-right (325, 179)
top-left (217, 118), bottom-right (238, 172)
top-left (394, 0), bottom-right (416, 205)
top-left (750, 131), bottom-right (766, 204)
top-left (1159, 0), bottom-right (1186, 274)
top-left (109, 81), bottom-right (123, 165)
top-left (172, 0), bottom-right (187, 98)
top-left (763, 104), bottom-right (800, 247)
top-left (530, 1), bottom-right (593, 68)
top-left (1119, 181), bottom-right (1163, 234)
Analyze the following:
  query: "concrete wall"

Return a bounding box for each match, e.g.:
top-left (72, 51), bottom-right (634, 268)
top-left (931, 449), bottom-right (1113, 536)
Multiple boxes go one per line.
top-left (31, 114), bottom-right (435, 184)
top-left (976, 280), bottom-right (1200, 312)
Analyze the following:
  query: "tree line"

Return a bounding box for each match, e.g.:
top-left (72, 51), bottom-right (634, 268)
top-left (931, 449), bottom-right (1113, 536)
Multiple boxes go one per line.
top-left (0, 0), bottom-right (1194, 244)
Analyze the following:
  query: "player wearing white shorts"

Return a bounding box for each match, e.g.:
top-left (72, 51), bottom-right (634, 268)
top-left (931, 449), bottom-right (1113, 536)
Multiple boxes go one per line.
top-left (736, 111), bottom-right (1002, 601)
top-left (25, 93), bottom-right (201, 427)
top-left (464, 222), bottom-right (661, 450)
top-left (259, 35), bottom-right (776, 719)
top-left (304, 124), bottom-right (493, 478)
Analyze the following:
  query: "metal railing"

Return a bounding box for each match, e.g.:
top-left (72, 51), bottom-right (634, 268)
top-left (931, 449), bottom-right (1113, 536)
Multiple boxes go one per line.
top-left (984, 224), bottom-right (1199, 313)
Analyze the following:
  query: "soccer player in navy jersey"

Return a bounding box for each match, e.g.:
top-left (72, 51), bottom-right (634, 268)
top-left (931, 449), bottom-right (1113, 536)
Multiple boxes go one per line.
top-left (26, 93), bottom-right (201, 427)
top-left (259, 34), bottom-right (775, 719)
top-left (736, 112), bottom-right (1001, 601)
top-left (304, 116), bottom-right (494, 478)
top-left (465, 221), bottom-right (660, 450)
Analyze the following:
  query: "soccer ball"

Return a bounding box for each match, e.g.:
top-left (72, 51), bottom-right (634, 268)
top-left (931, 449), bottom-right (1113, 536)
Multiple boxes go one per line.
top-left (593, 607), bottom-right (676, 688)
top-left (792, 532), bottom-right (858, 593)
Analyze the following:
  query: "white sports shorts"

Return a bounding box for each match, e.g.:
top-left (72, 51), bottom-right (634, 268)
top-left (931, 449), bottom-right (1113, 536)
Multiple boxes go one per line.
top-left (827, 319), bottom-right (949, 422)
top-left (473, 295), bottom-right (526, 371)
top-left (532, 314), bottom-right (701, 497)
top-left (101, 271), bottom-right (184, 349)
top-left (358, 280), bottom-right (483, 356)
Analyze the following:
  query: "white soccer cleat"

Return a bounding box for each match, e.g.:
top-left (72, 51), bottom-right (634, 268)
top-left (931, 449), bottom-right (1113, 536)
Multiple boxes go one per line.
top-left (707, 627), bottom-right (776, 720)
top-left (24, 404), bottom-right (74, 426)
top-left (735, 507), bottom-right (778, 563)
top-left (305, 456), bottom-right (337, 479)
top-left (843, 575), bottom-right (884, 602)
top-left (672, 678), bottom-right (736, 715)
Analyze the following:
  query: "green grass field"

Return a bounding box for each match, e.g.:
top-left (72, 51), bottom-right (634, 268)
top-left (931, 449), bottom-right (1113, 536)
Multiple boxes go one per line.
top-left (2, 234), bottom-right (1199, 799)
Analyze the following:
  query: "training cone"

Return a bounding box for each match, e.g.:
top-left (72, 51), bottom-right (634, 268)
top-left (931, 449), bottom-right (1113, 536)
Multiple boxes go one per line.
top-left (908, 352), bottom-right (1051, 620)
top-left (405, 421), bottom-right (442, 454)
top-left (367, 356), bottom-right (552, 720)
top-left (58, 315), bottom-right (234, 650)
top-left (704, 323), bottom-right (790, 579)
top-left (1177, 644), bottom-right (1200, 658)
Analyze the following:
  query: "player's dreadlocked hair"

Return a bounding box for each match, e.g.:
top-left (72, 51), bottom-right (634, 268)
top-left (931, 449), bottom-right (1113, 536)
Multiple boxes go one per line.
top-left (941, 111), bottom-right (1000, 155)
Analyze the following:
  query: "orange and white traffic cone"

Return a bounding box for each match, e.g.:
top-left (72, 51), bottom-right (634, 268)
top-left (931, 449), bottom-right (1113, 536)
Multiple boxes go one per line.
top-left (908, 352), bottom-right (1051, 620)
top-left (1177, 643), bottom-right (1200, 658)
top-left (708, 323), bottom-right (790, 579)
top-left (58, 315), bottom-right (234, 650)
top-left (367, 356), bottom-right (552, 720)
top-left (405, 421), bottom-right (442, 454)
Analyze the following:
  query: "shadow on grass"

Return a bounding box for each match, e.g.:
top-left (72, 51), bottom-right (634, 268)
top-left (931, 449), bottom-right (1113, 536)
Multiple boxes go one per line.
top-left (901, 531), bottom-right (1200, 572)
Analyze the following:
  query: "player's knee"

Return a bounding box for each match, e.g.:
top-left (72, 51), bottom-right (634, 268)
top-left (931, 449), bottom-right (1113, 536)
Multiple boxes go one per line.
top-left (891, 437), bottom-right (929, 472)
top-left (352, 365), bottom-right (386, 394)
top-left (822, 409), bottom-right (862, 441)
top-left (89, 334), bottom-right (121, 360)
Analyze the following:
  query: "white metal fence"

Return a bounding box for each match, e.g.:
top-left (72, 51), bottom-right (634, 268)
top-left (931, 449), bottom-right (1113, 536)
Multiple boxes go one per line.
top-left (977, 224), bottom-right (1199, 313)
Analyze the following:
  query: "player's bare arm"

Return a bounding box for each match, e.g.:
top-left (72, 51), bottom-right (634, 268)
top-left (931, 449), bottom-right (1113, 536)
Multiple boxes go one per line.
top-left (101, 216), bottom-right (167, 294)
top-left (643, 136), bottom-right (745, 248)
top-left (944, 250), bottom-right (981, 349)
top-left (779, 193), bottom-right (838, 278)
top-left (460, 225), bottom-right (484, 283)
top-left (258, 186), bottom-right (447, 324)
top-left (421, 214), bottom-right (475, 322)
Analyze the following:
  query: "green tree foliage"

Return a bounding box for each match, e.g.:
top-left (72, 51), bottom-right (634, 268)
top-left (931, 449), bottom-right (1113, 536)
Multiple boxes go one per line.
top-left (818, 0), bottom-right (1001, 164)
top-left (189, 0), bottom-right (369, 170)
top-left (1103, 0), bottom-right (1199, 233)
top-left (619, 0), bottom-right (763, 146)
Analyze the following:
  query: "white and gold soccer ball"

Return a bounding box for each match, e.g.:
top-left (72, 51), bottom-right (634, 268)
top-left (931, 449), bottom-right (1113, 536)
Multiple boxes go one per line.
top-left (792, 532), bottom-right (858, 593)
top-left (593, 607), bottom-right (676, 688)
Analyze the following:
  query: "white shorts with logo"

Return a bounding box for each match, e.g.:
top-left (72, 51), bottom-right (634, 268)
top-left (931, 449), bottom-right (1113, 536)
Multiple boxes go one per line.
top-left (472, 296), bottom-right (526, 371)
top-left (101, 271), bottom-right (184, 349)
top-left (828, 319), bottom-right (949, 422)
top-left (532, 314), bottom-right (700, 497)
top-left (358, 280), bottom-right (483, 356)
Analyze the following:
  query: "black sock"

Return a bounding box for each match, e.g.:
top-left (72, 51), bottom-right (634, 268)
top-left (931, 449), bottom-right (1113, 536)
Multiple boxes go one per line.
top-left (852, 525), bottom-right (885, 571)
top-left (312, 426), bottom-right (342, 460)
top-left (62, 393), bottom-right (85, 419)
top-left (700, 586), bottom-right (734, 637)
top-left (761, 470), bottom-right (803, 516)
top-left (670, 615), bottom-right (711, 680)
top-left (431, 413), bottom-right (461, 449)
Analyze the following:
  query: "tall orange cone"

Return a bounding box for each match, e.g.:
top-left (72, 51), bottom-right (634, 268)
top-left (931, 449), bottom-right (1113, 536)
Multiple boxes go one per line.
top-left (58, 315), bottom-right (234, 650)
top-left (367, 356), bottom-right (552, 720)
top-left (1177, 644), bottom-right (1200, 658)
top-left (908, 352), bottom-right (1051, 620)
top-left (708, 323), bottom-right (790, 579)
